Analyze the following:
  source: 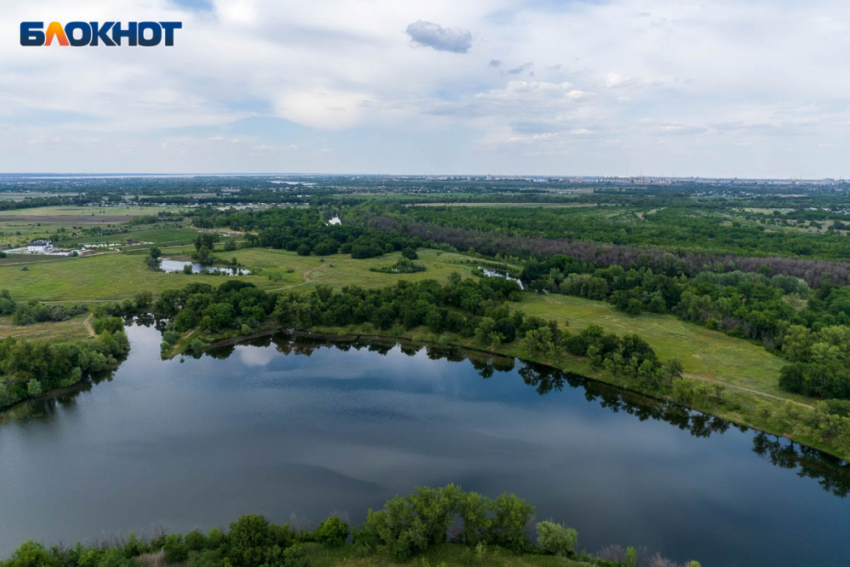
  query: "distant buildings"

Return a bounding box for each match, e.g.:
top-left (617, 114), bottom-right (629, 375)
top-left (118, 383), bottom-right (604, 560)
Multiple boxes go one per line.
top-left (27, 240), bottom-right (53, 253)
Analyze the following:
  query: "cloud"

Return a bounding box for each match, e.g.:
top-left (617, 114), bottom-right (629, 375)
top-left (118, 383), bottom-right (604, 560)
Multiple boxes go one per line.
top-left (505, 62), bottom-right (533, 75)
top-left (2, 0), bottom-right (850, 177)
top-left (405, 20), bottom-right (473, 53)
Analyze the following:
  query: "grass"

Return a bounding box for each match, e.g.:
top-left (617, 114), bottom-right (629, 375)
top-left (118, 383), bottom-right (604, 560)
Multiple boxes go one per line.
top-left (304, 543), bottom-right (600, 567)
top-left (0, 314), bottom-right (92, 342)
top-left (0, 254), bottom-right (269, 302)
top-left (514, 294), bottom-right (796, 399)
top-left (58, 226), bottom-right (200, 248)
top-left (0, 205), bottom-right (187, 218)
top-left (227, 248), bottom-right (485, 291)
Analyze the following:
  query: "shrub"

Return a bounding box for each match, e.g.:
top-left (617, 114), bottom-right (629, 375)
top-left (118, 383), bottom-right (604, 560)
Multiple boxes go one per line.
top-left (457, 491), bottom-right (492, 546)
top-left (162, 534), bottom-right (188, 564)
top-left (3, 541), bottom-right (59, 567)
top-left (184, 530), bottom-right (208, 552)
top-left (536, 521), bottom-right (577, 557)
top-left (490, 493), bottom-right (534, 552)
top-left (227, 515), bottom-right (272, 567)
top-left (316, 516), bottom-right (350, 547)
top-left (186, 549), bottom-right (222, 567)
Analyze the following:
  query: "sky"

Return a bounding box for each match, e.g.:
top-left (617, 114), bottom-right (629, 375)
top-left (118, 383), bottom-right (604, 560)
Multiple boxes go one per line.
top-left (2, 0), bottom-right (850, 178)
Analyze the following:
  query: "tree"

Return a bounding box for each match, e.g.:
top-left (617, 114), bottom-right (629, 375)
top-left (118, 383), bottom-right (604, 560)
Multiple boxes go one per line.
top-left (296, 243), bottom-right (311, 256)
top-left (227, 515), bottom-right (272, 567)
top-left (134, 291), bottom-right (153, 309)
top-left (490, 493), bottom-right (534, 552)
top-left (149, 247), bottom-right (162, 259)
top-left (402, 247), bottom-right (418, 260)
top-left (3, 541), bottom-right (59, 567)
top-left (27, 379), bottom-right (42, 396)
top-left (316, 516), bottom-right (350, 547)
top-left (224, 239), bottom-right (238, 251)
top-left (536, 521), bottom-right (578, 557)
top-left (665, 358), bottom-right (684, 383)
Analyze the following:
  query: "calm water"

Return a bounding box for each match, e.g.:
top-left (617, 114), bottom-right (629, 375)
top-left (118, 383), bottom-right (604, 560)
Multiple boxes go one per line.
top-left (1, 323), bottom-right (848, 566)
top-left (159, 259), bottom-right (251, 275)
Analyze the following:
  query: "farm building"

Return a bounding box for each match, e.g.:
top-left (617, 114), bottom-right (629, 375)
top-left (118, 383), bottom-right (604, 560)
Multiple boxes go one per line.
top-left (27, 240), bottom-right (53, 253)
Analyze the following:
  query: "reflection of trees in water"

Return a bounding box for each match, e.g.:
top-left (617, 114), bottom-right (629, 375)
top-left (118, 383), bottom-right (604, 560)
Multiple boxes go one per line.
top-left (0, 368), bottom-right (116, 426)
top-left (752, 432), bottom-right (850, 498)
top-left (8, 330), bottom-right (847, 498)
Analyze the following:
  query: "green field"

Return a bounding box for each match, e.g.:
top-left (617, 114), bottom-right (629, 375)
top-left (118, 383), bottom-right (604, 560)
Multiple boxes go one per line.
top-left (515, 294), bottom-right (792, 399)
top-left (58, 225), bottom-right (200, 248)
top-left (0, 205), bottom-right (187, 218)
top-left (0, 314), bottom-right (92, 342)
top-left (228, 248), bottom-right (484, 291)
top-left (0, 254), bottom-right (267, 302)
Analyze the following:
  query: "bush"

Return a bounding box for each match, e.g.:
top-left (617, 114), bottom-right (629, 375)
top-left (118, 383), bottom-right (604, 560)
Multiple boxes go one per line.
top-left (185, 530), bottom-right (208, 552)
top-left (227, 515), bottom-right (272, 567)
top-left (316, 516), bottom-right (350, 547)
top-left (162, 534), bottom-right (188, 564)
top-left (402, 247), bottom-right (418, 260)
top-left (490, 493), bottom-right (534, 552)
top-left (536, 521), bottom-right (577, 557)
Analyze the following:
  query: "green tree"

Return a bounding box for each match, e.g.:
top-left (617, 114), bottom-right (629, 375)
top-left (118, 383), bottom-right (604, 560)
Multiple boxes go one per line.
top-left (316, 516), bottom-right (350, 547)
top-left (665, 358), bottom-right (684, 382)
top-left (536, 521), bottom-right (577, 557)
top-left (27, 379), bottom-right (42, 396)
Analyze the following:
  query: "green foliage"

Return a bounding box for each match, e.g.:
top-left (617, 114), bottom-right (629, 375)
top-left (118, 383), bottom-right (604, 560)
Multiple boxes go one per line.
top-left (163, 534), bottom-right (188, 564)
top-left (490, 493), bottom-right (535, 552)
top-left (536, 521), bottom-right (578, 557)
top-left (226, 514), bottom-right (273, 567)
top-left (0, 324), bottom-right (130, 409)
top-left (2, 541), bottom-right (59, 567)
top-left (11, 300), bottom-right (88, 326)
top-left (316, 517), bottom-right (350, 547)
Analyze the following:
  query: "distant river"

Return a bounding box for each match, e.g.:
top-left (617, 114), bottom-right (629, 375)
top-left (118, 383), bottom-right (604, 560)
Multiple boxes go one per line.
top-left (0, 322), bottom-right (848, 566)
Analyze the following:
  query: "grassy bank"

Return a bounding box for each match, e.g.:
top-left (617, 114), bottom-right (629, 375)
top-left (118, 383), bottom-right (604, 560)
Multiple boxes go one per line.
top-left (0, 314), bottom-right (92, 342)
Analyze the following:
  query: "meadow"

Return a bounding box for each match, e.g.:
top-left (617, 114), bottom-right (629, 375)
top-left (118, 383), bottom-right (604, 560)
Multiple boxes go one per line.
top-left (0, 314), bottom-right (91, 342)
top-left (0, 205), bottom-right (187, 218)
top-left (513, 294), bottom-right (791, 399)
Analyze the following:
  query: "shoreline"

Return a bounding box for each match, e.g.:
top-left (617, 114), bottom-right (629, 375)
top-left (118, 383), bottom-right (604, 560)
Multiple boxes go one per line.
top-left (192, 322), bottom-right (848, 462)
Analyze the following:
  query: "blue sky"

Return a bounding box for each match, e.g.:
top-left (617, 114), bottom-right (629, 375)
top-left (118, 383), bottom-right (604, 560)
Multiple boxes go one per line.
top-left (2, 0), bottom-right (849, 177)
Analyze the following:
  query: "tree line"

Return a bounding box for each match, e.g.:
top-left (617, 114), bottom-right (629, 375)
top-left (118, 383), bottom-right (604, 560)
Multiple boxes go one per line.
top-left (0, 485), bottom-right (701, 567)
top-left (0, 315), bottom-right (130, 410)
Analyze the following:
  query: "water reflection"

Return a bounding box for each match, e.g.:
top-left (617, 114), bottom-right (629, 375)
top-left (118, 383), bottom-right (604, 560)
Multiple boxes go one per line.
top-left (7, 328), bottom-right (848, 500)
top-left (206, 333), bottom-right (850, 499)
top-left (2, 326), bottom-right (849, 566)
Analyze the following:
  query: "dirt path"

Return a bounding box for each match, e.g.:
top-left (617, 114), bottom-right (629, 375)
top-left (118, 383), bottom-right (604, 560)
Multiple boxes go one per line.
top-left (270, 264), bottom-right (328, 292)
top-left (83, 313), bottom-right (96, 337)
top-left (683, 372), bottom-right (813, 409)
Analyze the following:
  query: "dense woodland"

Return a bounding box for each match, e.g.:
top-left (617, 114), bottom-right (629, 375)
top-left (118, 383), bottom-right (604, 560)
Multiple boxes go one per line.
top-left (0, 310), bottom-right (131, 410)
top-left (193, 208), bottom-right (422, 259)
top-left (388, 205), bottom-right (850, 260)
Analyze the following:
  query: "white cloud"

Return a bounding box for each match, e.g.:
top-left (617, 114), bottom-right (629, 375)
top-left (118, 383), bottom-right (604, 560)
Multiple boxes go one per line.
top-left (1, 0), bottom-right (849, 176)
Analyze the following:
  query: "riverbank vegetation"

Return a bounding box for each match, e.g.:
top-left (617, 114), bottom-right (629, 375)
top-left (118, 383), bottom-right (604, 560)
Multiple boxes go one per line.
top-left (0, 309), bottom-right (130, 410)
top-left (0, 485), bottom-right (701, 567)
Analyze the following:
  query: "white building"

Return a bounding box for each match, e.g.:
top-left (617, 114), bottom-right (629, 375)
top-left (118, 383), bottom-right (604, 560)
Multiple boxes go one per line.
top-left (27, 240), bottom-right (53, 254)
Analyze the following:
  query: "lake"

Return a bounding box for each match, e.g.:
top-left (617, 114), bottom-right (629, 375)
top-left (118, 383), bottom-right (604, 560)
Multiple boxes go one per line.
top-left (1, 322), bottom-right (848, 566)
